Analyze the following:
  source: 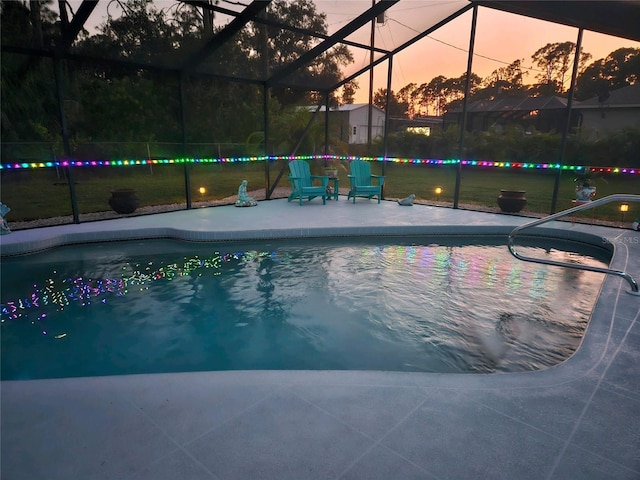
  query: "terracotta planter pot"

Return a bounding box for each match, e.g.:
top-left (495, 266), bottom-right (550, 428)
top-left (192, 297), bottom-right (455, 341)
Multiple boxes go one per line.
top-left (108, 189), bottom-right (139, 214)
top-left (497, 190), bottom-right (527, 213)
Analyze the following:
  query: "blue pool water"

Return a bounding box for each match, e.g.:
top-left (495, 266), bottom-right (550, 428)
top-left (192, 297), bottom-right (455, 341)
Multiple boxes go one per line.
top-left (1, 236), bottom-right (610, 379)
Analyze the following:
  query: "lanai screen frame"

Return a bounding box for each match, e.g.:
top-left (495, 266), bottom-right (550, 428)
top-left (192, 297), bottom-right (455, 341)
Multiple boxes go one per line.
top-left (2, 0), bottom-right (640, 221)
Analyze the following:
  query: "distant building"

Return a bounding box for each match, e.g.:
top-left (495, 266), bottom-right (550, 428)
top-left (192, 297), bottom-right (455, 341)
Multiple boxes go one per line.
top-left (443, 95), bottom-right (577, 133)
top-left (388, 115), bottom-right (445, 136)
top-left (301, 104), bottom-right (386, 144)
top-left (576, 84), bottom-right (640, 139)
top-left (443, 85), bottom-right (640, 138)
top-left (334, 104), bottom-right (386, 144)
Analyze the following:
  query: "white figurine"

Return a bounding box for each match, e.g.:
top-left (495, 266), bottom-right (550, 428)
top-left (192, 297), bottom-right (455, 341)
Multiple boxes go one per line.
top-left (0, 203), bottom-right (11, 234)
top-left (235, 180), bottom-right (257, 207)
top-left (397, 194), bottom-right (415, 206)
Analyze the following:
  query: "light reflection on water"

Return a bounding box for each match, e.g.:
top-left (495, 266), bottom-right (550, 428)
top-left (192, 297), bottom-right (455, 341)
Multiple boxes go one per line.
top-left (1, 237), bottom-right (610, 379)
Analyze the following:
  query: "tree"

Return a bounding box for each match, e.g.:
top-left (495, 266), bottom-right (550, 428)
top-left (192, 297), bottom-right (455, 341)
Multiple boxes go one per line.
top-left (337, 80), bottom-right (359, 105)
top-left (477, 59), bottom-right (528, 100)
top-left (1, 0), bottom-right (61, 143)
top-left (397, 83), bottom-right (418, 118)
top-left (372, 88), bottom-right (405, 116)
top-left (415, 76), bottom-right (447, 116)
top-left (575, 48), bottom-right (640, 100)
top-left (440, 72), bottom-right (482, 112)
top-left (167, 2), bottom-right (214, 39)
top-left (84, 0), bottom-right (176, 66)
top-left (56, 0), bottom-right (259, 149)
top-left (240, 0), bottom-right (354, 106)
top-left (269, 106), bottom-right (327, 154)
top-left (531, 41), bottom-right (591, 94)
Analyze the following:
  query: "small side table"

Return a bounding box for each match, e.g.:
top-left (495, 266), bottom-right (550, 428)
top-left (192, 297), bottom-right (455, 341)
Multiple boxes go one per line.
top-left (326, 177), bottom-right (339, 201)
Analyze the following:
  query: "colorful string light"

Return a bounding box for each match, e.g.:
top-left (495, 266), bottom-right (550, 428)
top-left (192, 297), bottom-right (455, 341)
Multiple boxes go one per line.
top-left (0, 155), bottom-right (637, 176)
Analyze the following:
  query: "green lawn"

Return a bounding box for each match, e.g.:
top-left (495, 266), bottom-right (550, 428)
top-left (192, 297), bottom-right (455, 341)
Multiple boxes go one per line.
top-left (2, 160), bottom-right (638, 223)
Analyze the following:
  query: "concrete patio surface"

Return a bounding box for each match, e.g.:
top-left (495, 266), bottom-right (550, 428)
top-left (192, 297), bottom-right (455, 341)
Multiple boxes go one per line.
top-left (1, 197), bottom-right (639, 479)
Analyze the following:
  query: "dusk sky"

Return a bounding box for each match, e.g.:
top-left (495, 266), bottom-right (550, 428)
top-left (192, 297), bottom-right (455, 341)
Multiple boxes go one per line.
top-left (346, 4), bottom-right (640, 103)
top-left (65, 0), bottom-right (640, 103)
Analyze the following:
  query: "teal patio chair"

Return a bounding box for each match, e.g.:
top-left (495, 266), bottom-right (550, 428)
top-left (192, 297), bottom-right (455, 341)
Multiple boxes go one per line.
top-left (347, 160), bottom-right (385, 204)
top-left (288, 160), bottom-right (328, 206)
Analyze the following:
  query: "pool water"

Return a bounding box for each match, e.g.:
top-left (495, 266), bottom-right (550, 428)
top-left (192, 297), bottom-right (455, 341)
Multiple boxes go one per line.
top-left (1, 236), bottom-right (610, 379)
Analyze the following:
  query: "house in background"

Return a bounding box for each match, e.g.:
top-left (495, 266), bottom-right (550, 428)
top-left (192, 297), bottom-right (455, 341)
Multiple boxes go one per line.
top-left (576, 84), bottom-right (640, 139)
top-left (302, 104), bottom-right (386, 144)
top-left (442, 85), bottom-right (640, 138)
top-left (443, 95), bottom-right (579, 133)
top-left (388, 115), bottom-right (445, 136)
top-left (333, 104), bottom-right (386, 144)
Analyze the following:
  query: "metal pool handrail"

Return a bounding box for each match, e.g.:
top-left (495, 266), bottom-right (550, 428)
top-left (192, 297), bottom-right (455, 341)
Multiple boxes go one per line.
top-left (508, 194), bottom-right (640, 295)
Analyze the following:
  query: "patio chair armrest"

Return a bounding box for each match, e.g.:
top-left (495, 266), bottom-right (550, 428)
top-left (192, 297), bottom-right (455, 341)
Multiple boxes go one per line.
top-left (371, 175), bottom-right (385, 185)
top-left (310, 175), bottom-right (329, 186)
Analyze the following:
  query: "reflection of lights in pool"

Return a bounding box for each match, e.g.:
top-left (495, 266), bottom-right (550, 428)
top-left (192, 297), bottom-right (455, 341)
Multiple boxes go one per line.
top-left (0, 245), bottom-right (589, 325)
top-left (1, 250), bottom-right (287, 323)
top-left (1, 240), bottom-right (609, 378)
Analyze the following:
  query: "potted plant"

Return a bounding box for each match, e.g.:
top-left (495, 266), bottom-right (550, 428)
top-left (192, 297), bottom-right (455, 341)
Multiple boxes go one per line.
top-left (574, 170), bottom-right (597, 202)
top-left (320, 159), bottom-right (346, 200)
top-left (323, 159), bottom-right (343, 178)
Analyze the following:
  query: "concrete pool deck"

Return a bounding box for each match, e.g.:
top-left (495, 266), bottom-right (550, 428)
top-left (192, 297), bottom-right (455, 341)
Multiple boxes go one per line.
top-left (1, 197), bottom-right (639, 479)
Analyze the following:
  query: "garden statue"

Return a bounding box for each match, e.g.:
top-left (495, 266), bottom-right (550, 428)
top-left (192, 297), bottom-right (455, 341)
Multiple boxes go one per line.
top-left (574, 172), bottom-right (596, 202)
top-left (0, 202), bottom-right (11, 234)
top-left (235, 180), bottom-right (257, 207)
top-left (397, 194), bottom-right (415, 206)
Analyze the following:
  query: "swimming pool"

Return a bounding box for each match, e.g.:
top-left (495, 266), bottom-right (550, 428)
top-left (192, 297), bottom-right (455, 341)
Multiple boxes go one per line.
top-left (1, 236), bottom-right (610, 379)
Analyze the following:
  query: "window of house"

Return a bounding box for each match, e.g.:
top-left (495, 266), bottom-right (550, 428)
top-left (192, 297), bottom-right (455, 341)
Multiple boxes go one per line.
top-left (406, 126), bottom-right (430, 136)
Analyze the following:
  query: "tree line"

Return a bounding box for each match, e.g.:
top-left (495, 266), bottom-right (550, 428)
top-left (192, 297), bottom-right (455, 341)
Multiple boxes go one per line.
top-left (1, 0), bottom-right (639, 161)
top-left (1, 0), bottom-right (356, 155)
top-left (373, 43), bottom-right (640, 117)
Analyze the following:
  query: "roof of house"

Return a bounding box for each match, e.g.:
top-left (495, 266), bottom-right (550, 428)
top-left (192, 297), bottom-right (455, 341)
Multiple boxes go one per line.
top-left (300, 104), bottom-right (386, 114)
top-left (450, 96), bottom-right (570, 114)
top-left (450, 85), bottom-right (640, 114)
top-left (336, 104), bottom-right (385, 113)
top-left (579, 84), bottom-right (640, 107)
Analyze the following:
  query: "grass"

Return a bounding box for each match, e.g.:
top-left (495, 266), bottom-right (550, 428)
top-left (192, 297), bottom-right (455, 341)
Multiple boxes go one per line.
top-left (363, 162), bottom-right (638, 222)
top-left (2, 159), bottom-right (638, 223)
top-left (1, 162), bottom-right (269, 221)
